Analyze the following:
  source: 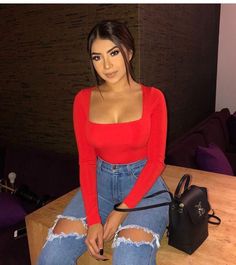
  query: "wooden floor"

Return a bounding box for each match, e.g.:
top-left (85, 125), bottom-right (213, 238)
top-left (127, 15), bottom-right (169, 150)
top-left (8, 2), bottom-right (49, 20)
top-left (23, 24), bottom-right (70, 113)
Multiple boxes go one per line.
top-left (26, 165), bottom-right (236, 265)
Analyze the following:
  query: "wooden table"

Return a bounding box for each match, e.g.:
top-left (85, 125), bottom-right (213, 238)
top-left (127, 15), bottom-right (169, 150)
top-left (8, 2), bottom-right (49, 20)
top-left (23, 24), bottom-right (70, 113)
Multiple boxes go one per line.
top-left (25, 165), bottom-right (236, 265)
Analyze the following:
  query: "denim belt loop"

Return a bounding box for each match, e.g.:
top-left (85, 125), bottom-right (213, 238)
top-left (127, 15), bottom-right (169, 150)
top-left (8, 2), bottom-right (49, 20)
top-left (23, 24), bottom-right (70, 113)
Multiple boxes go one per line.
top-left (97, 157), bottom-right (102, 170)
top-left (126, 164), bottom-right (131, 174)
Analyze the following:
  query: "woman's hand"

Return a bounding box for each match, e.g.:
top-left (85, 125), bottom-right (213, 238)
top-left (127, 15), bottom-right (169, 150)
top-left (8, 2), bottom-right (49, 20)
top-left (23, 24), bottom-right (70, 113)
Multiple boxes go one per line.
top-left (103, 203), bottom-right (129, 242)
top-left (85, 223), bottom-right (108, 261)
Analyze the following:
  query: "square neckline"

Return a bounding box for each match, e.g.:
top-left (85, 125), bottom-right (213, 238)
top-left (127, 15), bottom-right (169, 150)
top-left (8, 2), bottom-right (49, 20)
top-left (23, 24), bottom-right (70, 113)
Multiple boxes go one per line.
top-left (88, 84), bottom-right (145, 125)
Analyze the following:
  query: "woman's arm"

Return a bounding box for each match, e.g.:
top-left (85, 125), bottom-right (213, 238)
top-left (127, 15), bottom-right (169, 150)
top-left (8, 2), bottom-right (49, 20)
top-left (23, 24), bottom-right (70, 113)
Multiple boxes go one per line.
top-left (73, 89), bottom-right (101, 226)
top-left (123, 89), bottom-right (167, 208)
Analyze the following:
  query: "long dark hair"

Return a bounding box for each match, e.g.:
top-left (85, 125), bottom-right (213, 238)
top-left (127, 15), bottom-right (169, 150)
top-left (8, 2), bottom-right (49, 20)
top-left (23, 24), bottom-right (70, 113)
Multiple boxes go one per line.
top-left (87, 20), bottom-right (136, 87)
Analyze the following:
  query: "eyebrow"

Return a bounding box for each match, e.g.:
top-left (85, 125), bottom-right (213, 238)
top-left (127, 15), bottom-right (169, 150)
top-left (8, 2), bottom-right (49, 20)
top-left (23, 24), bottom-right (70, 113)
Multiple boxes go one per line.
top-left (91, 45), bottom-right (118, 55)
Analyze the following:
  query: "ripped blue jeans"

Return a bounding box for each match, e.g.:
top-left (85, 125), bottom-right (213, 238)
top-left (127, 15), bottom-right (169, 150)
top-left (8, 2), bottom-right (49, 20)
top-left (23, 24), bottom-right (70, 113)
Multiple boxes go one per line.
top-left (37, 156), bottom-right (171, 265)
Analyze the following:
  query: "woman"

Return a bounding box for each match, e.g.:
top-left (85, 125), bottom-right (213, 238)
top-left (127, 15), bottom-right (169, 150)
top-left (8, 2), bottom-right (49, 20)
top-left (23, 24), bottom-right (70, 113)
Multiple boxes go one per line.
top-left (37, 20), bottom-right (170, 265)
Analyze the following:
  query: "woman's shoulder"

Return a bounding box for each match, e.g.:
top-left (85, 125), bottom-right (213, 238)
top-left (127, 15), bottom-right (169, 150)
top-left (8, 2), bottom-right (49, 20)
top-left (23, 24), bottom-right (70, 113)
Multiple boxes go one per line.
top-left (74, 86), bottom-right (94, 103)
top-left (75, 86), bottom-right (94, 98)
top-left (143, 84), bottom-right (165, 102)
top-left (73, 87), bottom-right (94, 113)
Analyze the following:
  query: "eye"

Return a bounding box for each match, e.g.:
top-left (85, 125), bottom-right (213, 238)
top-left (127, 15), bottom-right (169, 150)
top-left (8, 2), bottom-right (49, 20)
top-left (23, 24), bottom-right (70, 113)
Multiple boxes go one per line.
top-left (110, 50), bottom-right (120, 56)
top-left (91, 55), bottom-right (100, 61)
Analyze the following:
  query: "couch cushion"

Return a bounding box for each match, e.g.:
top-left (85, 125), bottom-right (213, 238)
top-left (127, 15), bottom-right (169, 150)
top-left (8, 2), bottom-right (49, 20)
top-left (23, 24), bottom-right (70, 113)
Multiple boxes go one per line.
top-left (166, 132), bottom-right (207, 169)
top-left (227, 113), bottom-right (236, 145)
top-left (214, 108), bottom-right (231, 147)
top-left (198, 118), bottom-right (227, 151)
top-left (0, 193), bottom-right (26, 228)
top-left (225, 152), bottom-right (236, 176)
top-left (196, 143), bottom-right (234, 176)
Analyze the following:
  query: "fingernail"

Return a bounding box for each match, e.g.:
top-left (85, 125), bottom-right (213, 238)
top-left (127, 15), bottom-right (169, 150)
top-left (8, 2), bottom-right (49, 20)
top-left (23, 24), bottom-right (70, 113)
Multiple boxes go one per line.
top-left (99, 249), bottom-right (104, 255)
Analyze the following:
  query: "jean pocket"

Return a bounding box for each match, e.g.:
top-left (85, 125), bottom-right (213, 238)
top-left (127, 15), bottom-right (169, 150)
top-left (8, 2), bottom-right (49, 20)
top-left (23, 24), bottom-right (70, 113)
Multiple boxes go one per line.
top-left (129, 160), bottom-right (147, 179)
top-left (129, 166), bottom-right (145, 180)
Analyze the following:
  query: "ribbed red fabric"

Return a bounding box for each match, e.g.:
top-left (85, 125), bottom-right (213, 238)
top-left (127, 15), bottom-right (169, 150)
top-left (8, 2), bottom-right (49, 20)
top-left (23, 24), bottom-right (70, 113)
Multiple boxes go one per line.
top-left (73, 84), bottom-right (167, 226)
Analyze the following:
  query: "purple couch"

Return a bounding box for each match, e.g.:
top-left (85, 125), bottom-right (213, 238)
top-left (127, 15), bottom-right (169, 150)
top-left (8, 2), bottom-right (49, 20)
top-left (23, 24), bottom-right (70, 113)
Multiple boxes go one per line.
top-left (165, 108), bottom-right (236, 176)
top-left (0, 144), bottom-right (79, 265)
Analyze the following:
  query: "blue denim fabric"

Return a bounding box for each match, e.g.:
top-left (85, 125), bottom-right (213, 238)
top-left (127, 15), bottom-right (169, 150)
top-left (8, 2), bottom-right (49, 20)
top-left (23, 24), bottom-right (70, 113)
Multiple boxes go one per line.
top-left (37, 156), bottom-right (171, 265)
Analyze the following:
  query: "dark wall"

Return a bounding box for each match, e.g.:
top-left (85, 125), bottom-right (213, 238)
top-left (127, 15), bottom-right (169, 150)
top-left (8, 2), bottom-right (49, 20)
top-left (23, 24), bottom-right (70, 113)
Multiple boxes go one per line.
top-left (0, 4), bottom-right (139, 154)
top-left (0, 4), bottom-right (220, 154)
top-left (139, 4), bottom-right (220, 144)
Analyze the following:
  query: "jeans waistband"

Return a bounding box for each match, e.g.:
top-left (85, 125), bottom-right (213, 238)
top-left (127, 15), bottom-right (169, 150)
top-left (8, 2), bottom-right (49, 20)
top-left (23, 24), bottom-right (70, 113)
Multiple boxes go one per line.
top-left (97, 156), bottom-right (147, 173)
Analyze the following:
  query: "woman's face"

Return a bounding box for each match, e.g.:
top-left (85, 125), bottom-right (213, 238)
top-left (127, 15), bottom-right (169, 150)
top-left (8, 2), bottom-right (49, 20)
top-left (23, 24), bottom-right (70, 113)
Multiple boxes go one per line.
top-left (91, 38), bottom-right (132, 85)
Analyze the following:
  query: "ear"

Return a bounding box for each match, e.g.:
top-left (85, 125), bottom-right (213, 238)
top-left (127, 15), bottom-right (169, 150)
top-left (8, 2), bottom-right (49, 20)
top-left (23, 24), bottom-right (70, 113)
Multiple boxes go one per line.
top-left (128, 50), bottom-right (133, 61)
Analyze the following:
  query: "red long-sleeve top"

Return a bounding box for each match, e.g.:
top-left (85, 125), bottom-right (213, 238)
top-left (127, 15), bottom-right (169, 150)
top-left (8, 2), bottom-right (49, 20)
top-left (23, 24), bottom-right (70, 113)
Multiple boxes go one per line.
top-left (73, 84), bottom-right (167, 226)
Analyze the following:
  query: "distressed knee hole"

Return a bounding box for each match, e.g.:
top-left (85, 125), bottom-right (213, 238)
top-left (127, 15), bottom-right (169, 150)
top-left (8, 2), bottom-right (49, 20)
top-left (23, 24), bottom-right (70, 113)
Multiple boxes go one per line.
top-left (112, 225), bottom-right (160, 249)
top-left (53, 218), bottom-right (87, 235)
top-left (45, 215), bottom-right (88, 244)
top-left (118, 228), bottom-right (154, 243)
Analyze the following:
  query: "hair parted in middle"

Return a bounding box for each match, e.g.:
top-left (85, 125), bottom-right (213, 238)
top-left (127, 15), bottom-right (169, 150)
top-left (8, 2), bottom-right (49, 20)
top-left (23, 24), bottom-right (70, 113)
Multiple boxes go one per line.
top-left (87, 20), bottom-right (136, 87)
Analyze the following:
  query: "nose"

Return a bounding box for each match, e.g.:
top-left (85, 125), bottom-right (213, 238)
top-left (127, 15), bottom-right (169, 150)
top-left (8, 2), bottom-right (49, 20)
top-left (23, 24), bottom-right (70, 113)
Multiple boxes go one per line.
top-left (103, 57), bottom-right (112, 69)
